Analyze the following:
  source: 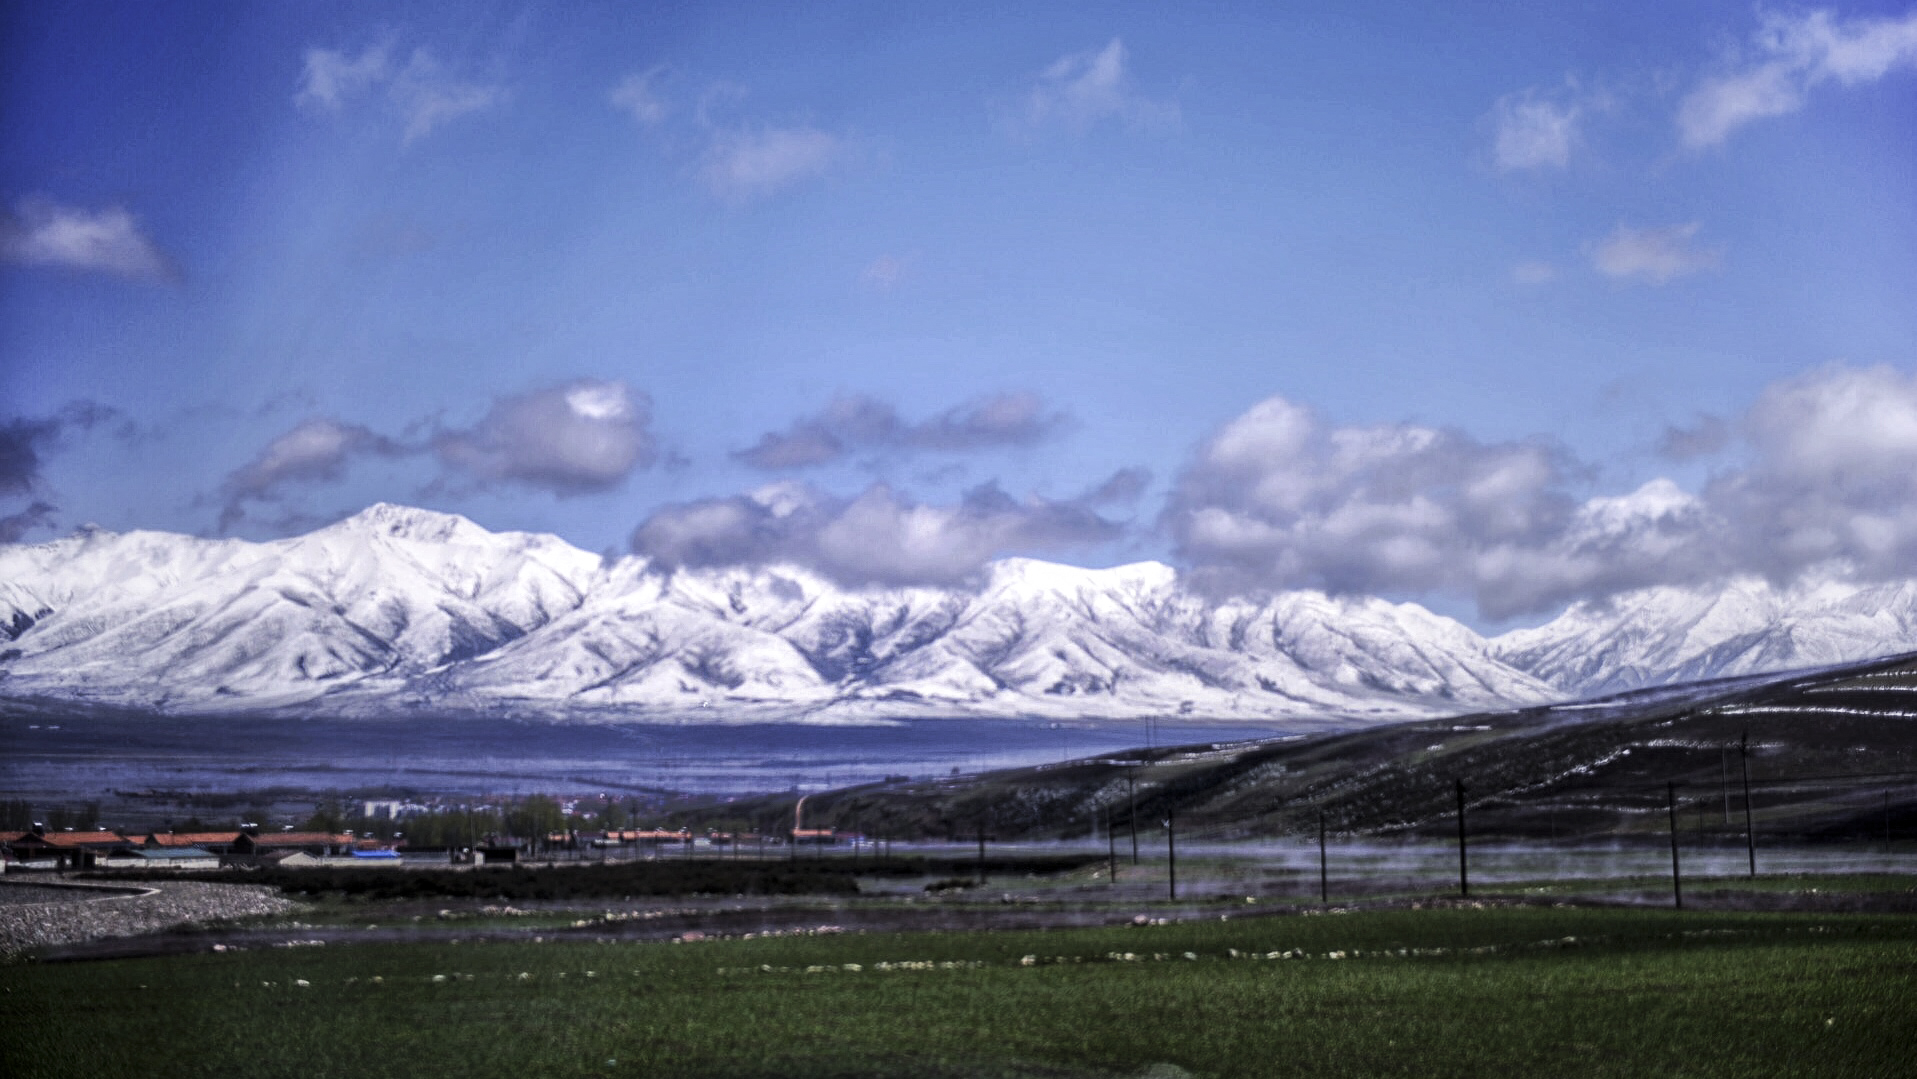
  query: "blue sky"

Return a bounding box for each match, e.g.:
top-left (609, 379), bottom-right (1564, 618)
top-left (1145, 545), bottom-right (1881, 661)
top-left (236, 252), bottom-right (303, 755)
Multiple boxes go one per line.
top-left (3, 1), bottom-right (1915, 627)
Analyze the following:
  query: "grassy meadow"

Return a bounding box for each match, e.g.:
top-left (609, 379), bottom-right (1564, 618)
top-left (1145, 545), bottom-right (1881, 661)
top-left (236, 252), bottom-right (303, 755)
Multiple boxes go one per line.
top-left (5, 904), bottom-right (1913, 1078)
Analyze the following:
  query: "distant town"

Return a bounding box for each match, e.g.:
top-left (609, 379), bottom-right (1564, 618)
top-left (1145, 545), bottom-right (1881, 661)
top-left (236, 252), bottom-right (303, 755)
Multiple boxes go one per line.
top-left (2, 791), bottom-right (863, 874)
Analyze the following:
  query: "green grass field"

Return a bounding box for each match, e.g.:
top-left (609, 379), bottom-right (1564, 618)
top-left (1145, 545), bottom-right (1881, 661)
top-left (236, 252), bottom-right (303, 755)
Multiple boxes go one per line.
top-left (5, 905), bottom-right (1913, 1078)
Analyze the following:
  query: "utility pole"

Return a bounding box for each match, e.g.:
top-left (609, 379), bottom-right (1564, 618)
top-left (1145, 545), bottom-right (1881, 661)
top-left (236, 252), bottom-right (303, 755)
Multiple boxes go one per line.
top-left (1106, 805), bottom-right (1118, 882)
top-left (1720, 747), bottom-right (1732, 825)
top-left (977, 819), bottom-right (987, 885)
top-left (1887, 791), bottom-right (1894, 847)
top-left (1740, 731), bottom-right (1756, 878)
top-left (1455, 778), bottom-right (1469, 898)
top-left (1667, 782), bottom-right (1683, 910)
top-left (1318, 809), bottom-right (1328, 905)
top-left (1164, 809), bottom-right (1176, 902)
top-left (1128, 771), bottom-right (1139, 865)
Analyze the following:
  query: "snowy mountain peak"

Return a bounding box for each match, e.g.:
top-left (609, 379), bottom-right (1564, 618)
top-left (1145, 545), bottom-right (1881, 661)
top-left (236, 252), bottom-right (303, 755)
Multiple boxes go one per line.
top-left (0, 505), bottom-right (1564, 721)
top-left (320, 502), bottom-right (489, 545)
top-left (6, 504), bottom-right (1916, 721)
top-left (1491, 575), bottom-right (1917, 697)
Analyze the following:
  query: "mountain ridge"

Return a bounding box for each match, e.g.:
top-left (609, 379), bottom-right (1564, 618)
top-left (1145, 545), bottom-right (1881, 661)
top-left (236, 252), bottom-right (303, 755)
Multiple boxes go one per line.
top-left (4, 503), bottom-right (1916, 723)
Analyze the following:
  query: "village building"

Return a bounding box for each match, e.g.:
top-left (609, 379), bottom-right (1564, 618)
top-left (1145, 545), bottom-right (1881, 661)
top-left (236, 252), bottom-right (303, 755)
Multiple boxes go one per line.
top-left (102, 845), bottom-right (220, 871)
top-left (3, 828), bottom-right (127, 870)
top-left (142, 831), bottom-right (243, 854)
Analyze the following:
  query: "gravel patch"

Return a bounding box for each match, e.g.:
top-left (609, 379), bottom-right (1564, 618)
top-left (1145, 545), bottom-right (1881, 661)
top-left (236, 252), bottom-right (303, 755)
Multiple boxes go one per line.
top-left (0, 879), bottom-right (299, 959)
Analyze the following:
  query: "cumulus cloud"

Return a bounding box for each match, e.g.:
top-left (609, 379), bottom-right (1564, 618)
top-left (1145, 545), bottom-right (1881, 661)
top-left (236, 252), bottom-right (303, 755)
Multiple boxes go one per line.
top-left (1164, 396), bottom-right (1592, 615)
top-left (217, 417), bottom-right (404, 532)
top-left (698, 125), bottom-right (842, 200)
top-left (1589, 223), bottom-right (1721, 284)
top-left (1678, 8), bottom-right (1917, 147)
top-left (631, 479), bottom-right (1124, 588)
top-left (610, 67), bottom-right (671, 126)
top-left (1490, 87), bottom-right (1583, 170)
top-left (1166, 364), bottom-right (1917, 617)
top-left (1015, 39), bottom-right (1179, 135)
top-left (1163, 395), bottom-right (1725, 616)
top-left (734, 392), bottom-right (1066, 470)
top-left (295, 42), bottom-right (504, 144)
top-left (0, 198), bottom-right (178, 282)
top-left (1707, 363), bottom-right (1917, 581)
top-left (434, 380), bottom-right (655, 495)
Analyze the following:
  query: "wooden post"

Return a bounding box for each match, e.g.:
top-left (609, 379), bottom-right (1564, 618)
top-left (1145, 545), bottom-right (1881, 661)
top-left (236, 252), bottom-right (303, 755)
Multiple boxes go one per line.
top-left (1128, 771), bottom-right (1139, 866)
top-left (1165, 809), bottom-right (1176, 902)
top-left (1668, 782), bottom-right (1682, 910)
top-left (1740, 731), bottom-right (1756, 878)
top-left (1318, 809), bottom-right (1328, 905)
top-left (1106, 805), bottom-right (1118, 883)
top-left (1721, 747), bottom-right (1732, 825)
top-left (1455, 778), bottom-right (1469, 898)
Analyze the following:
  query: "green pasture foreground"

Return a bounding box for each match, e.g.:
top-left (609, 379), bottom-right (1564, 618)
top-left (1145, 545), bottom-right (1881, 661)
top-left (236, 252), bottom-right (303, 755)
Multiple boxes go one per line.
top-left (4, 907), bottom-right (1914, 1078)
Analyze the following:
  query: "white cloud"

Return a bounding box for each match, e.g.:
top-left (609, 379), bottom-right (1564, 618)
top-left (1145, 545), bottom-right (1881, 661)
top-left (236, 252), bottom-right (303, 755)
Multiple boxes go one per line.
top-left (610, 67), bottom-right (671, 126)
top-left (294, 41), bottom-right (504, 144)
top-left (296, 43), bottom-right (392, 112)
top-left (735, 392), bottom-right (1066, 471)
top-left (217, 418), bottom-right (402, 531)
top-left (1165, 396), bottom-right (1582, 614)
top-left (1016, 39), bottom-right (1179, 136)
top-left (1704, 364), bottom-right (1917, 581)
top-left (1491, 88), bottom-right (1581, 170)
top-left (698, 126), bottom-right (842, 200)
top-left (433, 379), bottom-right (655, 495)
top-left (631, 479), bottom-right (1123, 588)
top-left (1589, 223), bottom-right (1721, 285)
top-left (1167, 364), bottom-right (1917, 617)
top-left (0, 198), bottom-right (177, 282)
top-left (1678, 8), bottom-right (1917, 147)
top-left (390, 50), bottom-right (506, 145)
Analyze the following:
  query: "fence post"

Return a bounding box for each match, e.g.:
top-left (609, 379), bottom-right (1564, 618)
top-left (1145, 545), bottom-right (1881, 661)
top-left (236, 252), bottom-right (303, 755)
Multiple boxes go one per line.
top-left (1128, 771), bottom-right (1139, 865)
top-left (1456, 778), bottom-right (1469, 899)
top-left (1318, 809), bottom-right (1328, 905)
top-left (1740, 731), bottom-right (1756, 877)
top-left (1106, 805), bottom-right (1118, 883)
top-left (1165, 809), bottom-right (1176, 901)
top-left (1668, 782), bottom-right (1682, 910)
top-left (1721, 748), bottom-right (1732, 825)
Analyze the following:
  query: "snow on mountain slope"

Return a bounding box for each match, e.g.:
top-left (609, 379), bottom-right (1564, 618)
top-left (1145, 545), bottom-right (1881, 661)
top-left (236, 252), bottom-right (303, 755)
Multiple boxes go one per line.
top-left (0, 504), bottom-right (600, 707)
top-left (1492, 576), bottom-right (1917, 697)
top-left (0, 505), bottom-right (1558, 721)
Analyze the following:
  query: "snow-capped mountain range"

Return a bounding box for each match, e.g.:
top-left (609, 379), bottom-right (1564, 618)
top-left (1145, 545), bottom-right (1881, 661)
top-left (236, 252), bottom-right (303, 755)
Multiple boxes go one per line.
top-left (3, 503), bottom-right (1914, 723)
